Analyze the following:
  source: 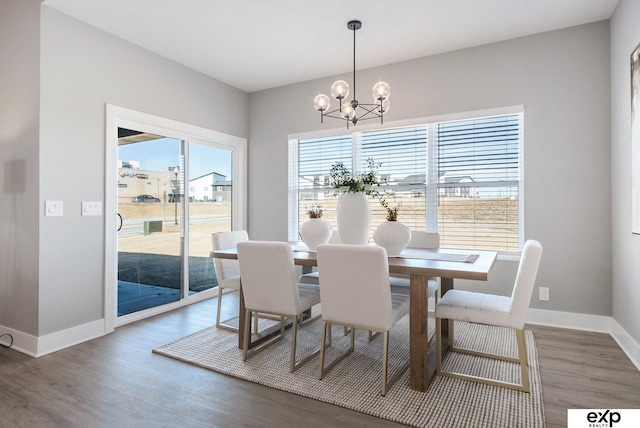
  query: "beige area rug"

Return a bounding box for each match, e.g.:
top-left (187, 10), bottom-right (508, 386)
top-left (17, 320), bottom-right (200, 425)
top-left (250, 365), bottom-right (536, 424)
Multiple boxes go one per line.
top-left (153, 315), bottom-right (545, 428)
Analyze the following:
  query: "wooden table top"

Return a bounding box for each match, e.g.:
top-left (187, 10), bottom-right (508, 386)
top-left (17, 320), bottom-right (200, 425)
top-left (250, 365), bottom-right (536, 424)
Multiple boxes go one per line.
top-left (211, 243), bottom-right (497, 281)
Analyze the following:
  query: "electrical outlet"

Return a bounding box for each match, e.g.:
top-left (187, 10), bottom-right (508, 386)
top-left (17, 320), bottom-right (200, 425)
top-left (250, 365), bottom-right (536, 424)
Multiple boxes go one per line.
top-left (539, 287), bottom-right (550, 301)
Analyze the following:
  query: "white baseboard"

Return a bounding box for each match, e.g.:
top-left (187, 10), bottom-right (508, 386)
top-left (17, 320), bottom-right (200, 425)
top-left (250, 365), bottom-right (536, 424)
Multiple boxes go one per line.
top-left (0, 325), bottom-right (38, 357)
top-left (3, 307), bottom-right (639, 372)
top-left (526, 308), bottom-right (640, 372)
top-left (610, 319), bottom-right (640, 372)
top-left (35, 319), bottom-right (107, 357)
top-left (0, 320), bottom-right (108, 357)
top-left (526, 308), bottom-right (612, 333)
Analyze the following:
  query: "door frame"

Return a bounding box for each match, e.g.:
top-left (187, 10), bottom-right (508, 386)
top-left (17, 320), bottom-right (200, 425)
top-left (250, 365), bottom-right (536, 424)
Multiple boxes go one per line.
top-left (105, 104), bottom-right (247, 332)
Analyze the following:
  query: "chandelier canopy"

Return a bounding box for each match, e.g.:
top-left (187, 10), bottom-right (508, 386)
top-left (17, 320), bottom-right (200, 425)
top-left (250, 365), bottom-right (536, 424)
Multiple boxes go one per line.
top-left (313, 20), bottom-right (390, 128)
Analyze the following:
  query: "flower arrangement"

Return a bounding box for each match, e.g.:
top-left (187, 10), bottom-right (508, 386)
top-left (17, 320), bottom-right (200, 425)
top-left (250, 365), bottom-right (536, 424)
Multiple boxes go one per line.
top-left (329, 157), bottom-right (381, 196)
top-left (379, 197), bottom-right (402, 221)
top-left (305, 205), bottom-right (325, 219)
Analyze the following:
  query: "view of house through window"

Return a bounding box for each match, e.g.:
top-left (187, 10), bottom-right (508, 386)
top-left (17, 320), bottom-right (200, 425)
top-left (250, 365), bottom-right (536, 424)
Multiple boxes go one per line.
top-left (117, 129), bottom-right (234, 316)
top-left (290, 111), bottom-right (522, 252)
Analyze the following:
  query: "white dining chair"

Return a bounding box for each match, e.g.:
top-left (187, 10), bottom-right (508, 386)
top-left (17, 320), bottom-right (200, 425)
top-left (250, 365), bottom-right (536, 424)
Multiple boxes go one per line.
top-left (316, 244), bottom-right (410, 396)
top-left (237, 241), bottom-right (322, 372)
top-left (211, 230), bottom-right (249, 332)
top-left (435, 239), bottom-right (543, 392)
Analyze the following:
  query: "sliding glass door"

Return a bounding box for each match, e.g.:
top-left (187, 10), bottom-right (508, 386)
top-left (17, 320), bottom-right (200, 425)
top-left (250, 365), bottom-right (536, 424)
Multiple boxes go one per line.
top-left (187, 142), bottom-right (233, 295)
top-left (115, 129), bottom-right (235, 318)
top-left (117, 130), bottom-right (185, 316)
top-left (106, 105), bottom-right (246, 330)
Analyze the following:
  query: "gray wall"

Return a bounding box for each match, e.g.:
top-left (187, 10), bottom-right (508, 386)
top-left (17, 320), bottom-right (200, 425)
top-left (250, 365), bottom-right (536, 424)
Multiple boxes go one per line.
top-left (0, 0), bottom-right (41, 336)
top-left (38, 7), bottom-right (249, 335)
top-left (249, 21), bottom-right (612, 315)
top-left (611, 0), bottom-right (640, 345)
top-left (1, 4), bottom-right (620, 343)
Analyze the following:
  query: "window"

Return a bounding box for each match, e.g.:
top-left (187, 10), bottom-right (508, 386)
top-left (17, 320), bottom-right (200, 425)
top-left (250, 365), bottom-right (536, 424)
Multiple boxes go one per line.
top-left (289, 109), bottom-right (522, 252)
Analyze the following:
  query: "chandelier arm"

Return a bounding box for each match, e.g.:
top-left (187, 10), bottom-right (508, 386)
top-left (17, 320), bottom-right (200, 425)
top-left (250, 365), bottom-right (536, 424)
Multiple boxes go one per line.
top-left (322, 111), bottom-right (351, 121)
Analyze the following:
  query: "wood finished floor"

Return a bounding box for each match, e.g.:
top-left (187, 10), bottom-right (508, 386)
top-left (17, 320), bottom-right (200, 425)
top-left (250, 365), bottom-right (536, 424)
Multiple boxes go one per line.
top-left (0, 295), bottom-right (638, 427)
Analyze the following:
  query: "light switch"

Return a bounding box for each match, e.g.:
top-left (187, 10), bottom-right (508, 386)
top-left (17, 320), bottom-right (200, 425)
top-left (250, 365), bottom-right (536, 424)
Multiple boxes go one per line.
top-left (82, 201), bottom-right (102, 216)
top-left (45, 200), bottom-right (63, 217)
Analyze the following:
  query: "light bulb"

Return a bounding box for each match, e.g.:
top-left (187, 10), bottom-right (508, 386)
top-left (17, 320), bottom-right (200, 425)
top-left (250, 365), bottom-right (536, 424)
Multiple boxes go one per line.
top-left (331, 80), bottom-right (350, 100)
top-left (341, 102), bottom-right (355, 119)
top-left (372, 81), bottom-right (391, 101)
top-left (313, 94), bottom-right (330, 112)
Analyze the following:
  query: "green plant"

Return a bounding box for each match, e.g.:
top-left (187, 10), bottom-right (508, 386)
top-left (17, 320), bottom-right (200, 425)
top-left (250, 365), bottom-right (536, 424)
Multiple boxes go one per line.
top-left (329, 157), bottom-right (381, 196)
top-left (379, 197), bottom-right (401, 221)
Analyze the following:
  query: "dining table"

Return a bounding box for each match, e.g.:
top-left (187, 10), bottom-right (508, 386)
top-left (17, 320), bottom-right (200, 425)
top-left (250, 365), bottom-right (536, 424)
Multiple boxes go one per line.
top-left (211, 242), bottom-right (498, 392)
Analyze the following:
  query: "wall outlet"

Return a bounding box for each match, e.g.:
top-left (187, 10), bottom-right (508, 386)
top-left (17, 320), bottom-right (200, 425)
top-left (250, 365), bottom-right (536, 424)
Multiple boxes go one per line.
top-left (539, 287), bottom-right (550, 301)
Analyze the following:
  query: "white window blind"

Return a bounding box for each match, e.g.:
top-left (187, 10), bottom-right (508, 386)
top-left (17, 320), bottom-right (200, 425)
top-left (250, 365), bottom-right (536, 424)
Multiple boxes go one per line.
top-left (437, 115), bottom-right (520, 251)
top-left (361, 126), bottom-right (427, 233)
top-left (297, 134), bottom-right (352, 230)
top-left (290, 111), bottom-right (522, 252)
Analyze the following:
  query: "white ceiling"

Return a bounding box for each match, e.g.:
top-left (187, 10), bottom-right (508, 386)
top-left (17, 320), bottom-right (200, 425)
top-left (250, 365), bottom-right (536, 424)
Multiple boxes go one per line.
top-left (42, 0), bottom-right (619, 93)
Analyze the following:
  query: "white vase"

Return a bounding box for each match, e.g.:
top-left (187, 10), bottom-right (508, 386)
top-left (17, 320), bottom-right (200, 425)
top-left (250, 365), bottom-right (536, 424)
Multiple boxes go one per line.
top-left (336, 192), bottom-right (371, 245)
top-left (373, 221), bottom-right (412, 256)
top-left (299, 218), bottom-right (333, 251)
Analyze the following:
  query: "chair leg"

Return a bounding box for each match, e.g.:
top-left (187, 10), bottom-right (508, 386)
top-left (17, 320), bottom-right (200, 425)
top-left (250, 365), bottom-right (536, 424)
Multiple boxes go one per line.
top-left (435, 322), bottom-right (531, 392)
top-left (436, 317), bottom-right (443, 374)
top-left (318, 321), bottom-right (328, 380)
top-left (216, 286), bottom-right (224, 328)
top-left (242, 309), bottom-right (251, 362)
top-left (320, 323), bottom-right (355, 380)
top-left (216, 288), bottom-right (240, 332)
top-left (516, 328), bottom-right (530, 392)
top-left (448, 318), bottom-right (454, 349)
top-left (289, 316), bottom-right (298, 373)
top-left (381, 331), bottom-right (389, 396)
top-left (253, 312), bottom-right (259, 334)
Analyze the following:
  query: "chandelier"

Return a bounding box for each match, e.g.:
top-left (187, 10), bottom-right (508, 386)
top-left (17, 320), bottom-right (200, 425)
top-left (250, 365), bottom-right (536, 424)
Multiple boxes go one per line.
top-left (313, 20), bottom-right (390, 128)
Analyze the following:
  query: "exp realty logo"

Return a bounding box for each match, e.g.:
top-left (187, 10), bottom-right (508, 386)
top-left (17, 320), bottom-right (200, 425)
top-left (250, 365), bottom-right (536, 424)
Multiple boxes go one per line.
top-left (568, 409), bottom-right (640, 428)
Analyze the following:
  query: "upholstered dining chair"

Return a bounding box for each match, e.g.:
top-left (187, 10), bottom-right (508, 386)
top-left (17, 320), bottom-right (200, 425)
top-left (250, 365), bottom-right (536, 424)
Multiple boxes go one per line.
top-left (237, 241), bottom-right (322, 372)
top-left (211, 230), bottom-right (249, 332)
top-left (316, 244), bottom-right (411, 396)
top-left (389, 231), bottom-right (440, 299)
top-left (435, 239), bottom-right (543, 392)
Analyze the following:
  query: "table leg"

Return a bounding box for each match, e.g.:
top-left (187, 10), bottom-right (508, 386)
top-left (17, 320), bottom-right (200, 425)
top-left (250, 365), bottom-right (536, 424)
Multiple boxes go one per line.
top-left (409, 274), bottom-right (429, 391)
top-left (409, 275), bottom-right (455, 391)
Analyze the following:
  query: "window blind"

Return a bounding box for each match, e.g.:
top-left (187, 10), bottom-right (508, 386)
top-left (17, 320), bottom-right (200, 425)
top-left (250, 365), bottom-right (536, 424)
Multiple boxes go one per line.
top-left (437, 115), bottom-right (520, 251)
top-left (297, 134), bottom-right (352, 228)
top-left (290, 111), bottom-right (522, 252)
top-left (361, 126), bottom-right (427, 233)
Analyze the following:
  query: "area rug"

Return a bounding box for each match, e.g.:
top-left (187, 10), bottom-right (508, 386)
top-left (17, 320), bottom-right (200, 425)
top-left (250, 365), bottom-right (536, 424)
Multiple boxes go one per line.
top-left (153, 316), bottom-right (545, 427)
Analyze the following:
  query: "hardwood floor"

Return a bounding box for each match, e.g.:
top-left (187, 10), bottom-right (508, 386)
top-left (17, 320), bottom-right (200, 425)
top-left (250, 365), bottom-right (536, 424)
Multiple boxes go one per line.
top-left (528, 324), bottom-right (640, 428)
top-left (0, 296), bottom-right (638, 427)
